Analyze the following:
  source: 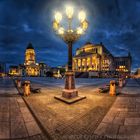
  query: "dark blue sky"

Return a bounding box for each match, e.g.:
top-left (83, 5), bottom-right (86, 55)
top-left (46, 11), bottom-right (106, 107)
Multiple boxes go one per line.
top-left (0, 0), bottom-right (140, 71)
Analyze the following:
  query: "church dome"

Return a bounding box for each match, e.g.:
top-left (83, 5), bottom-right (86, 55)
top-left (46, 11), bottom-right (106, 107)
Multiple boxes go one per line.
top-left (26, 43), bottom-right (34, 50)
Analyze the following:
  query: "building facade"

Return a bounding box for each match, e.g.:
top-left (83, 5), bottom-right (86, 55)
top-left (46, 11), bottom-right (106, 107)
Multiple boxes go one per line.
top-left (9, 65), bottom-right (21, 76)
top-left (114, 53), bottom-right (132, 77)
top-left (137, 68), bottom-right (140, 75)
top-left (73, 42), bottom-right (132, 78)
top-left (134, 68), bottom-right (140, 78)
top-left (39, 62), bottom-right (48, 77)
top-left (24, 43), bottom-right (40, 76)
top-left (10, 43), bottom-right (48, 77)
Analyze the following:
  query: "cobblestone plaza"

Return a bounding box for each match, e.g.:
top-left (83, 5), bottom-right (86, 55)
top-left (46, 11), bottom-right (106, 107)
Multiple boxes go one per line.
top-left (0, 77), bottom-right (140, 140)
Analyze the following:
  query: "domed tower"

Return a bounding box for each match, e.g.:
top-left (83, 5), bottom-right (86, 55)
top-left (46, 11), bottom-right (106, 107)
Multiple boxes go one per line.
top-left (25, 43), bottom-right (36, 65)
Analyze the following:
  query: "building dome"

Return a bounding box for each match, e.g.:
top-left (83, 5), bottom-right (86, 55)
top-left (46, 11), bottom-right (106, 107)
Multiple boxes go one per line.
top-left (26, 43), bottom-right (34, 50)
top-left (85, 42), bottom-right (92, 45)
top-left (25, 43), bottom-right (35, 65)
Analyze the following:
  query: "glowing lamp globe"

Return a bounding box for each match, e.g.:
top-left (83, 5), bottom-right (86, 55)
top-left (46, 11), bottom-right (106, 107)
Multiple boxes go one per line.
top-left (58, 27), bottom-right (64, 35)
top-left (55, 12), bottom-right (62, 23)
top-left (77, 27), bottom-right (83, 35)
top-left (53, 21), bottom-right (59, 31)
top-left (78, 10), bottom-right (86, 22)
top-left (81, 20), bottom-right (88, 31)
top-left (66, 6), bottom-right (74, 19)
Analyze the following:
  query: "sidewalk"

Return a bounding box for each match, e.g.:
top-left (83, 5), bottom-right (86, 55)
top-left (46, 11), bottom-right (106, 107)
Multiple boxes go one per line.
top-left (0, 78), bottom-right (17, 95)
top-left (94, 79), bottom-right (140, 140)
top-left (0, 78), bottom-right (45, 140)
top-left (121, 79), bottom-right (140, 95)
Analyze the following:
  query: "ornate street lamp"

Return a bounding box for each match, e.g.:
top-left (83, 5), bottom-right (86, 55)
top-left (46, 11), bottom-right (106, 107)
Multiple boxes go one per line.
top-left (53, 5), bottom-right (88, 103)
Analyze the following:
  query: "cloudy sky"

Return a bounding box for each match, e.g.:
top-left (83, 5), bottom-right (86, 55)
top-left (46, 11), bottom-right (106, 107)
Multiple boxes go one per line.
top-left (0, 0), bottom-right (140, 71)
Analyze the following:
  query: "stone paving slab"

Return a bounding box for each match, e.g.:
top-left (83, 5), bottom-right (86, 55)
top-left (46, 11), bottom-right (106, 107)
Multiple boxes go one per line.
top-left (118, 125), bottom-right (140, 140)
top-left (0, 78), bottom-right (18, 95)
top-left (125, 118), bottom-right (140, 125)
top-left (125, 112), bottom-right (140, 117)
top-left (25, 121), bottom-right (41, 136)
top-left (96, 123), bottom-right (120, 139)
top-left (11, 119), bottom-right (28, 139)
top-left (0, 97), bottom-right (44, 140)
top-left (0, 112), bottom-right (9, 122)
top-left (0, 121), bottom-right (10, 139)
top-left (121, 87), bottom-right (140, 95)
top-left (94, 96), bottom-right (140, 140)
top-left (112, 117), bottom-right (124, 125)
top-left (121, 79), bottom-right (140, 95)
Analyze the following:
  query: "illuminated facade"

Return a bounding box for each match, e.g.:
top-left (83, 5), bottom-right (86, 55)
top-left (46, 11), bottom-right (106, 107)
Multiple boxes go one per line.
top-left (9, 66), bottom-right (20, 76)
top-left (137, 68), bottom-right (140, 75)
top-left (25, 43), bottom-right (36, 65)
top-left (24, 43), bottom-right (40, 76)
top-left (114, 54), bottom-right (131, 74)
top-left (8, 43), bottom-right (49, 77)
top-left (73, 42), bottom-right (132, 77)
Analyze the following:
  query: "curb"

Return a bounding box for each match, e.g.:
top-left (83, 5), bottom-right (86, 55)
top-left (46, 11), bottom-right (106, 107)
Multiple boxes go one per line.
top-left (12, 78), bottom-right (53, 140)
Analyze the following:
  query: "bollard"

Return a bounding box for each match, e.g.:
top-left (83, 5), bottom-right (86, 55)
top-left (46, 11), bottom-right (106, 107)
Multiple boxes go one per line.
top-left (109, 80), bottom-right (116, 96)
top-left (23, 81), bottom-right (30, 96)
top-left (17, 80), bottom-right (21, 88)
top-left (119, 78), bottom-right (123, 87)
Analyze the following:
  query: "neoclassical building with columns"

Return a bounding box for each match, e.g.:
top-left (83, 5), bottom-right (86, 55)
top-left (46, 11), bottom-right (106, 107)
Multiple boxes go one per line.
top-left (73, 42), bottom-right (132, 77)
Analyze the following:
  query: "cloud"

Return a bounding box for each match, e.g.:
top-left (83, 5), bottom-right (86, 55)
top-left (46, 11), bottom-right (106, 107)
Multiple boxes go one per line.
top-left (0, 0), bottom-right (139, 71)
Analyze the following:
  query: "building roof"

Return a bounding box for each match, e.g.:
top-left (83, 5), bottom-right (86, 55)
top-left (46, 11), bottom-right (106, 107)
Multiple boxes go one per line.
top-left (75, 42), bottom-right (114, 58)
top-left (80, 43), bottom-right (93, 50)
top-left (26, 43), bottom-right (34, 50)
top-left (85, 42), bottom-right (92, 45)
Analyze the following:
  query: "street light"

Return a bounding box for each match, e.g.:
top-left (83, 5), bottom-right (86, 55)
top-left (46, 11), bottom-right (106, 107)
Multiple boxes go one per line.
top-left (53, 5), bottom-right (88, 103)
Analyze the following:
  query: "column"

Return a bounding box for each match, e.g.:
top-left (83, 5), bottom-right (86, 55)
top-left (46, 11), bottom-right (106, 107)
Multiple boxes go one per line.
top-left (81, 59), bottom-right (82, 71)
top-left (90, 57), bottom-right (92, 69)
top-left (85, 58), bottom-right (87, 71)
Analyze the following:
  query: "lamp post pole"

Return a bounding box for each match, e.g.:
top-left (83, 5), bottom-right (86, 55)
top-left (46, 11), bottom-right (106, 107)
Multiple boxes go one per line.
top-left (68, 42), bottom-right (72, 70)
top-left (53, 5), bottom-right (88, 103)
top-left (63, 41), bottom-right (77, 98)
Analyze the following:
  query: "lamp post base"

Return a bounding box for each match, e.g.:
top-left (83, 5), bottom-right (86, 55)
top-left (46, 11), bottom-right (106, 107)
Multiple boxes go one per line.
top-left (62, 89), bottom-right (78, 98)
top-left (54, 71), bottom-right (86, 104)
top-left (54, 95), bottom-right (86, 104)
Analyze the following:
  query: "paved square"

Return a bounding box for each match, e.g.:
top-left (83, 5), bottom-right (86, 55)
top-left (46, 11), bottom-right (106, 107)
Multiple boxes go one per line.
top-left (24, 84), bottom-right (116, 140)
top-left (1, 78), bottom-right (140, 140)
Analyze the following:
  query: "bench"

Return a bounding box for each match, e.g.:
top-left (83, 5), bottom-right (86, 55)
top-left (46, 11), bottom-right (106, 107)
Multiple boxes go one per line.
top-left (30, 87), bottom-right (41, 93)
top-left (99, 85), bottom-right (110, 93)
